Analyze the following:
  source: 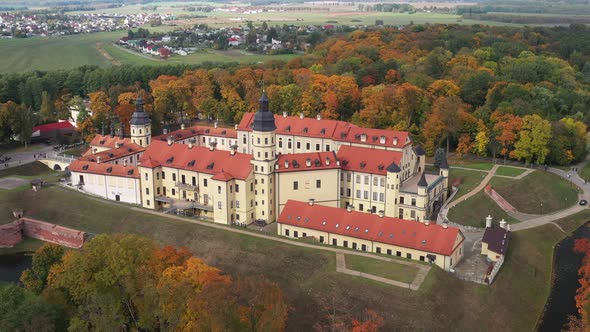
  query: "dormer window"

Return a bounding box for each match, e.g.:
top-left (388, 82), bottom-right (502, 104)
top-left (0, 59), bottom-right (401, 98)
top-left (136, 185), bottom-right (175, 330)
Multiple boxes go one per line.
top-left (320, 128), bottom-right (326, 135)
top-left (303, 127), bottom-right (308, 133)
top-left (286, 125), bottom-right (291, 132)
top-left (207, 162), bottom-right (214, 170)
top-left (106, 167), bottom-right (113, 173)
top-left (166, 157), bottom-right (174, 164)
top-left (82, 165), bottom-right (89, 170)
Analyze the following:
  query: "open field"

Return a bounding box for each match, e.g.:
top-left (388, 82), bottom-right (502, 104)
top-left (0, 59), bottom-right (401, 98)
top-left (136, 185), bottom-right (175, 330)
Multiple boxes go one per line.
top-left (490, 171), bottom-right (579, 214)
top-left (495, 166), bottom-right (527, 177)
top-left (447, 191), bottom-right (517, 227)
top-left (448, 168), bottom-right (487, 202)
top-left (345, 254), bottom-right (417, 284)
top-left (0, 162), bottom-right (573, 330)
top-left (0, 31), bottom-right (298, 74)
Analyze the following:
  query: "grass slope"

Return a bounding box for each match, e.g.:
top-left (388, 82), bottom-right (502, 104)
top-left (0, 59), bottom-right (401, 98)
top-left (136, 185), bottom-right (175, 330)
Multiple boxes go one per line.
top-left (0, 163), bottom-right (579, 331)
top-left (490, 171), bottom-right (578, 214)
top-left (495, 166), bottom-right (527, 177)
top-left (448, 168), bottom-right (487, 202)
top-left (345, 255), bottom-right (417, 284)
top-left (447, 191), bottom-right (517, 227)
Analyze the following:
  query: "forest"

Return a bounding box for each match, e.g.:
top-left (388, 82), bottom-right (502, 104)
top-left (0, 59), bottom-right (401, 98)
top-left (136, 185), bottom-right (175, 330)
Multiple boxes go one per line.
top-left (2, 23), bottom-right (590, 166)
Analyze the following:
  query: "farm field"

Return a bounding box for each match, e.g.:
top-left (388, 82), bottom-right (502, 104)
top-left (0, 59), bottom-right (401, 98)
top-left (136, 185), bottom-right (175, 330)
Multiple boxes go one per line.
top-left (0, 161), bottom-right (579, 331)
top-left (0, 31), bottom-right (298, 73)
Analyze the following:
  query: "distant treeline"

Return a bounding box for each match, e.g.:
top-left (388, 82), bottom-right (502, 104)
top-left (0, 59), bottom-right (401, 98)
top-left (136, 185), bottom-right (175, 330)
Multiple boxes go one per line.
top-left (463, 13), bottom-right (590, 25)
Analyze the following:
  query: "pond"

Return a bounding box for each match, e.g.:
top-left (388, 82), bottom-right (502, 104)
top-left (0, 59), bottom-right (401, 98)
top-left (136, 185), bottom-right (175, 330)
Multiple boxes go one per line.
top-left (537, 223), bottom-right (590, 331)
top-left (0, 253), bottom-right (32, 284)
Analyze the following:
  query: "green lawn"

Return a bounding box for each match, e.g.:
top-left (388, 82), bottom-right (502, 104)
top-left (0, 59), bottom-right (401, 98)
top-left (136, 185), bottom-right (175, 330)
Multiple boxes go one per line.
top-left (0, 142), bottom-right (41, 153)
top-left (0, 238), bottom-right (44, 256)
top-left (495, 166), bottom-right (527, 177)
top-left (448, 168), bottom-right (487, 202)
top-left (553, 210), bottom-right (590, 234)
top-left (447, 191), bottom-right (517, 227)
top-left (490, 171), bottom-right (578, 214)
top-left (345, 255), bottom-right (417, 284)
top-left (452, 162), bottom-right (494, 171)
top-left (0, 164), bottom-right (574, 330)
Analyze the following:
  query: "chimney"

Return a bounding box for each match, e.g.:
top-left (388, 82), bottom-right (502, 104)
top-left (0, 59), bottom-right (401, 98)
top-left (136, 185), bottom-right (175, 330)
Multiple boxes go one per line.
top-left (393, 137), bottom-right (398, 145)
top-left (209, 141), bottom-right (217, 151)
top-left (181, 123), bottom-right (185, 130)
top-left (378, 210), bottom-right (384, 218)
top-left (443, 222), bottom-right (448, 229)
top-left (167, 136), bottom-right (174, 146)
top-left (316, 114), bottom-right (321, 120)
top-left (230, 144), bottom-right (237, 156)
top-left (275, 164), bottom-right (279, 170)
top-left (96, 156), bottom-right (101, 164)
top-left (325, 157), bottom-right (330, 166)
top-left (188, 141), bottom-right (193, 149)
top-left (163, 128), bottom-right (168, 135)
top-left (284, 160), bottom-right (289, 168)
top-left (499, 219), bottom-right (507, 229)
top-left (123, 160), bottom-right (127, 167)
top-left (214, 121), bottom-right (218, 129)
top-left (485, 215), bottom-right (493, 228)
top-left (425, 220), bottom-right (430, 226)
top-left (234, 124), bottom-right (238, 130)
top-left (115, 142), bottom-right (121, 149)
top-left (299, 112), bottom-right (304, 119)
top-left (283, 111), bottom-right (288, 118)
top-left (336, 160), bottom-right (341, 166)
top-left (305, 158), bottom-right (311, 167)
top-left (308, 198), bottom-right (315, 206)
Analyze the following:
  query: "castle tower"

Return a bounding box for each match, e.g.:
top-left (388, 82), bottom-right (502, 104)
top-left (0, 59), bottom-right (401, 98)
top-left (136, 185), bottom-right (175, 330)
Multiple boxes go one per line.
top-left (417, 172), bottom-right (428, 222)
top-left (130, 96), bottom-right (151, 148)
top-left (440, 157), bottom-right (449, 200)
top-left (251, 90), bottom-right (277, 223)
top-left (384, 162), bottom-right (401, 219)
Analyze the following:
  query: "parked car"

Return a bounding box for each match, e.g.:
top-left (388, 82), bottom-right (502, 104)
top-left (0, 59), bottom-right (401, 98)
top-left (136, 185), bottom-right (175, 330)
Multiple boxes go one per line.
top-left (580, 199), bottom-right (588, 206)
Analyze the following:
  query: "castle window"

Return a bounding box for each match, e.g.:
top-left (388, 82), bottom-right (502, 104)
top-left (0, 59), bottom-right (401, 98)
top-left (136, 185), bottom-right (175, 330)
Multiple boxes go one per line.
top-left (411, 198), bottom-right (416, 206)
top-left (204, 179), bottom-right (208, 187)
top-left (356, 190), bottom-right (361, 198)
top-left (296, 141), bottom-right (301, 149)
top-left (278, 138), bottom-right (283, 148)
top-left (316, 180), bottom-right (321, 188)
top-left (356, 175), bottom-right (360, 184)
top-left (235, 184), bottom-right (239, 192)
top-left (379, 193), bottom-right (384, 202)
top-left (218, 201), bottom-right (222, 209)
top-left (147, 200), bottom-right (150, 206)
top-left (265, 138), bottom-right (268, 144)
top-left (316, 144), bottom-right (320, 151)
top-left (172, 173), bottom-right (176, 182)
top-left (293, 181), bottom-right (299, 190)
top-left (161, 172), bottom-right (165, 179)
top-left (306, 142), bottom-right (310, 150)
top-left (257, 137), bottom-right (260, 144)
top-left (288, 139), bottom-right (292, 149)
top-left (172, 188), bottom-right (176, 196)
top-left (218, 186), bottom-right (221, 194)
top-left (146, 188), bottom-right (150, 195)
top-left (145, 173), bottom-right (148, 181)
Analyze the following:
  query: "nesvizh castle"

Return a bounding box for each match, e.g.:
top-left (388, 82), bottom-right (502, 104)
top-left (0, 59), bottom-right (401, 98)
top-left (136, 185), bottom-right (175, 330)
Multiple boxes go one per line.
top-left (68, 92), bottom-right (464, 271)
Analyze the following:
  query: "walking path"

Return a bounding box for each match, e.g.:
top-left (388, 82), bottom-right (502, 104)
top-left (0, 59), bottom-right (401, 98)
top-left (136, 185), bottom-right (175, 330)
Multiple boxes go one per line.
top-left (132, 207), bottom-right (431, 290)
top-left (446, 165), bottom-right (499, 210)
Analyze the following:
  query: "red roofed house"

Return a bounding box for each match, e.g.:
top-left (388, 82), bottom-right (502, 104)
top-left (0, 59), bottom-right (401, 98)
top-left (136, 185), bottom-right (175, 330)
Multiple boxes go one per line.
top-left (278, 200), bottom-right (465, 271)
top-left (30, 120), bottom-right (75, 142)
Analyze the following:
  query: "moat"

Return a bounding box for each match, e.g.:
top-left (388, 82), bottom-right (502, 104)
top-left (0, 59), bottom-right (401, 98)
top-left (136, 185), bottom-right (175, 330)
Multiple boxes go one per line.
top-left (538, 223), bottom-right (590, 331)
top-left (0, 253), bottom-right (32, 284)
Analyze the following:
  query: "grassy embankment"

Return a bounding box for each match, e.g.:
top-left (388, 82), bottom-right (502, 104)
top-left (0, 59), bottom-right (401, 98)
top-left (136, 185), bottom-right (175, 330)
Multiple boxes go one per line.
top-left (495, 166), bottom-right (527, 177)
top-left (490, 171), bottom-right (579, 214)
top-left (0, 161), bottom-right (584, 330)
top-left (448, 168), bottom-right (487, 202)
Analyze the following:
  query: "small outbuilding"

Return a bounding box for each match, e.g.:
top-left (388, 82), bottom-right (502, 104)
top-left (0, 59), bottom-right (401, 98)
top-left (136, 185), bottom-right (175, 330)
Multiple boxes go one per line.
top-left (481, 225), bottom-right (511, 262)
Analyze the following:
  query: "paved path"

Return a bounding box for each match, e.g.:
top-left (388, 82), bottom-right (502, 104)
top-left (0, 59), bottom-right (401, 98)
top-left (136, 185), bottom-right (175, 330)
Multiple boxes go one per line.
top-left (133, 208), bottom-right (431, 290)
top-left (446, 165), bottom-right (499, 210)
top-left (1, 144), bottom-right (54, 170)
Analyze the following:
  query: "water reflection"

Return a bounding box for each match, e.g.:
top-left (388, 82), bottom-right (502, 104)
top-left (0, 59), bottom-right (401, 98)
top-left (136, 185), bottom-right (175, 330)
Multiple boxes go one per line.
top-left (0, 253), bottom-right (32, 284)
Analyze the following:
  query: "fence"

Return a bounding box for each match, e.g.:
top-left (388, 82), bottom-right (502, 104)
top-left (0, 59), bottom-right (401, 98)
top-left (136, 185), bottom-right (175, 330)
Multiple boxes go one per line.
top-left (487, 255), bottom-right (505, 285)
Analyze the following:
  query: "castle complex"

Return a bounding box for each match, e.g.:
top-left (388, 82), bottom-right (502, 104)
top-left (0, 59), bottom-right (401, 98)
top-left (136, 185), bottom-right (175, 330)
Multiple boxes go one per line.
top-left (69, 92), bottom-right (462, 270)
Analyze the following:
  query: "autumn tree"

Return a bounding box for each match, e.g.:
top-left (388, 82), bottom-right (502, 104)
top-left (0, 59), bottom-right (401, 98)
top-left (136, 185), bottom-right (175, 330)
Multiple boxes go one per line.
top-left (422, 96), bottom-right (471, 155)
top-left (39, 91), bottom-right (55, 123)
top-left (513, 114), bottom-right (552, 165)
top-left (491, 111), bottom-right (523, 164)
top-left (456, 134), bottom-right (473, 158)
top-left (21, 243), bottom-right (65, 295)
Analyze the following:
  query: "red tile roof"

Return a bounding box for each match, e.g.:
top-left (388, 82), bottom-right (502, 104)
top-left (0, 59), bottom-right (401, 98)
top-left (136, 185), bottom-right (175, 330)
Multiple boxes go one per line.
top-left (89, 134), bottom-right (133, 149)
top-left (278, 200), bottom-right (462, 256)
top-left (276, 151), bottom-right (339, 173)
top-left (336, 145), bottom-right (402, 175)
top-left (32, 121), bottom-right (75, 133)
top-left (69, 159), bottom-right (139, 178)
top-left (237, 113), bottom-right (410, 149)
top-left (138, 140), bottom-right (253, 180)
top-left (79, 142), bottom-right (144, 163)
top-left (152, 125), bottom-right (238, 143)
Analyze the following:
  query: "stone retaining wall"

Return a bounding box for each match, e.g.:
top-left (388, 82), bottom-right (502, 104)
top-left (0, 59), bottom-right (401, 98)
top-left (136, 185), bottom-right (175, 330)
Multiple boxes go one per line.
top-left (0, 218), bottom-right (86, 248)
top-left (484, 185), bottom-right (517, 213)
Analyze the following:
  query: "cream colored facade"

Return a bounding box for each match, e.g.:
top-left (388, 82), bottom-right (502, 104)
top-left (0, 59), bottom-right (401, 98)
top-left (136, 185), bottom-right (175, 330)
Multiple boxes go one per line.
top-left (276, 168), bottom-right (340, 214)
top-left (277, 223), bottom-right (464, 271)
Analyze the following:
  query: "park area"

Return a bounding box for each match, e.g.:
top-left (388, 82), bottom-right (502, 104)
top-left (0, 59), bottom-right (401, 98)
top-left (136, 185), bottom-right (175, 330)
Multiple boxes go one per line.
top-left (0, 161), bottom-right (584, 330)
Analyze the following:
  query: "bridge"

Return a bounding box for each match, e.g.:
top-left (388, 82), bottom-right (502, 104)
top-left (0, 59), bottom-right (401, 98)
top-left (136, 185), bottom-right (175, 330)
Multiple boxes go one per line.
top-left (39, 152), bottom-right (76, 171)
